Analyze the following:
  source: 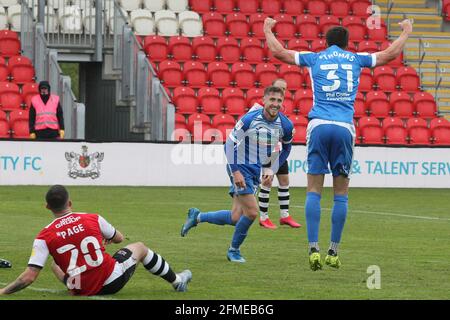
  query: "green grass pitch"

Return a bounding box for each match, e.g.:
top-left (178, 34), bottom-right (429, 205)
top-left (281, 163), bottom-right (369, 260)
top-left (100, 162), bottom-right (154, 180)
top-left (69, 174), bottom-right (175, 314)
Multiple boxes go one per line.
top-left (0, 186), bottom-right (449, 300)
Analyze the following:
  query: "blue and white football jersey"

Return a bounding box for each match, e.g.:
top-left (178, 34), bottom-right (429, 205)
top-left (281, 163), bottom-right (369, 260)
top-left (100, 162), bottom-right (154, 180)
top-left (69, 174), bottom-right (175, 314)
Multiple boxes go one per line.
top-left (225, 108), bottom-right (293, 176)
top-left (296, 45), bottom-right (376, 124)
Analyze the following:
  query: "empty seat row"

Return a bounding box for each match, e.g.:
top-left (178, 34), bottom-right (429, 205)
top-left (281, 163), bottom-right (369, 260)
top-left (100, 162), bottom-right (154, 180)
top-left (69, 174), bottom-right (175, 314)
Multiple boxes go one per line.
top-left (354, 91), bottom-right (437, 119)
top-left (0, 109), bottom-right (29, 138)
top-left (359, 66), bottom-right (420, 92)
top-left (120, 0), bottom-right (189, 12)
top-left (200, 12), bottom-right (386, 41)
top-left (355, 116), bottom-right (450, 145)
top-left (190, 0), bottom-right (372, 17)
top-left (128, 9), bottom-right (202, 36)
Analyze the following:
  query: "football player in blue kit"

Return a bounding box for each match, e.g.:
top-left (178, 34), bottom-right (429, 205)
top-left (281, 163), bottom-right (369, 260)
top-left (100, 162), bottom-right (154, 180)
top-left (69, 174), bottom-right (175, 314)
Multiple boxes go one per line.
top-left (181, 86), bottom-right (294, 263)
top-left (264, 17), bottom-right (413, 270)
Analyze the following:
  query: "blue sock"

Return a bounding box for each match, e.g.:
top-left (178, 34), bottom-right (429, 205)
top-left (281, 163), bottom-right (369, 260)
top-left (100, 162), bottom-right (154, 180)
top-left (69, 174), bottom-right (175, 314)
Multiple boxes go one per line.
top-left (231, 216), bottom-right (254, 249)
top-left (198, 210), bottom-right (233, 226)
top-left (330, 194), bottom-right (348, 243)
top-left (305, 192), bottom-right (321, 243)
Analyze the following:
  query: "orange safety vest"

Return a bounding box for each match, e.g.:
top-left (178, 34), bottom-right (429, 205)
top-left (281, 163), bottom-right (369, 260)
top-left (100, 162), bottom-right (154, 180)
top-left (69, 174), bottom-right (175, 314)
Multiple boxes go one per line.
top-left (31, 94), bottom-right (60, 130)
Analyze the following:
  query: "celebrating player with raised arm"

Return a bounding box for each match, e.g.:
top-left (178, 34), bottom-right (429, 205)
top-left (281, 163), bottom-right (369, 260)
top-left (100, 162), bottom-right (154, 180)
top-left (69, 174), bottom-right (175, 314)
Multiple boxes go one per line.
top-left (265, 17), bottom-right (413, 270)
top-left (0, 185), bottom-right (192, 296)
top-left (181, 86), bottom-right (294, 263)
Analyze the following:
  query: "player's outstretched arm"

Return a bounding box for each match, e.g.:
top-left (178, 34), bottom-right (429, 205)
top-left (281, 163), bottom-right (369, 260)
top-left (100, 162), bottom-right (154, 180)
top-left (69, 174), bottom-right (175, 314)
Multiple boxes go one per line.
top-left (264, 18), bottom-right (297, 65)
top-left (374, 19), bottom-right (413, 66)
top-left (0, 266), bottom-right (40, 295)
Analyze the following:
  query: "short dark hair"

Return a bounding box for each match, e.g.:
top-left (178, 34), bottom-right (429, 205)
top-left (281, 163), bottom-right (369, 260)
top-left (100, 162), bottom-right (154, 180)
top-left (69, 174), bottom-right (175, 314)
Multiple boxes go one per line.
top-left (264, 86), bottom-right (284, 97)
top-left (46, 185), bottom-right (69, 211)
top-left (326, 26), bottom-right (349, 50)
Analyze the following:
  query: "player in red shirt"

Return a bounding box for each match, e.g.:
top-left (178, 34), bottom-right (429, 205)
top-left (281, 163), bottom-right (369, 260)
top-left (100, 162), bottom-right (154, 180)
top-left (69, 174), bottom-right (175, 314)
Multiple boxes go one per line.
top-left (0, 185), bottom-right (192, 296)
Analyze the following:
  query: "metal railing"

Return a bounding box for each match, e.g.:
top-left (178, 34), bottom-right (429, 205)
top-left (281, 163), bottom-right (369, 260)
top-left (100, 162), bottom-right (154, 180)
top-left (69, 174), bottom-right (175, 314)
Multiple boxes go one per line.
top-left (112, 5), bottom-right (174, 141)
top-left (434, 60), bottom-right (443, 102)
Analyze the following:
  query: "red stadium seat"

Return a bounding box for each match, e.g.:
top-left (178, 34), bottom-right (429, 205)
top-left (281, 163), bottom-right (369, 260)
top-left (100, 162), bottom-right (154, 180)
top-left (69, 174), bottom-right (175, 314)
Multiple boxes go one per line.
top-left (231, 62), bottom-right (255, 89)
top-left (212, 113), bottom-right (235, 141)
top-left (354, 91), bottom-right (367, 118)
top-left (187, 112), bottom-right (211, 134)
top-left (396, 66), bottom-right (420, 92)
top-left (249, 13), bottom-right (267, 40)
top-left (241, 37), bottom-right (265, 63)
top-left (282, 95), bottom-right (295, 115)
top-left (430, 117), bottom-right (450, 145)
top-left (358, 68), bottom-right (373, 92)
top-left (294, 89), bottom-right (313, 116)
top-left (235, 0), bottom-right (259, 14)
top-left (173, 127), bottom-right (191, 142)
top-left (198, 87), bottom-right (222, 115)
top-left (297, 15), bottom-right (320, 40)
top-left (319, 15), bottom-right (340, 35)
top-left (192, 37), bottom-right (217, 62)
top-left (246, 87), bottom-right (264, 107)
top-left (168, 36), bottom-right (193, 62)
top-left (183, 60), bottom-right (208, 88)
top-left (0, 30), bottom-right (18, 40)
top-left (255, 63), bottom-right (278, 87)
top-left (292, 117), bottom-right (308, 143)
top-left (358, 40), bottom-right (378, 53)
top-left (143, 36), bottom-right (168, 62)
top-left (222, 87), bottom-right (246, 115)
top-left (159, 60), bottom-right (183, 88)
top-left (207, 61), bottom-right (231, 88)
top-left (283, 0), bottom-right (304, 15)
top-left (306, 0), bottom-right (328, 17)
top-left (329, 0), bottom-right (349, 18)
top-left (390, 91), bottom-right (413, 118)
top-left (175, 113), bottom-right (187, 128)
top-left (273, 14), bottom-right (296, 40)
top-left (214, 0), bottom-right (235, 13)
top-left (406, 118), bottom-right (431, 145)
top-left (21, 82), bottom-right (39, 108)
top-left (342, 16), bottom-right (366, 41)
top-left (289, 114), bottom-right (308, 126)
top-left (261, 0), bottom-right (282, 14)
top-left (303, 69), bottom-right (312, 88)
top-left (279, 64), bottom-right (303, 90)
top-left (189, 0), bottom-right (213, 13)
top-left (379, 41), bottom-right (404, 67)
top-left (350, 0), bottom-right (372, 17)
top-left (9, 109), bottom-right (29, 138)
top-left (310, 39), bottom-right (327, 52)
top-left (0, 110), bottom-right (9, 138)
top-left (8, 56), bottom-right (33, 70)
top-left (0, 81), bottom-right (21, 111)
top-left (359, 116), bottom-right (383, 144)
top-left (367, 23), bottom-right (387, 41)
top-left (347, 41), bottom-right (358, 52)
top-left (383, 117), bottom-right (407, 145)
top-left (9, 61), bottom-right (35, 85)
top-left (226, 13), bottom-right (249, 39)
top-left (373, 66), bottom-right (396, 92)
top-left (366, 91), bottom-right (390, 118)
top-left (217, 37), bottom-right (241, 63)
top-left (0, 64), bottom-right (9, 81)
top-left (287, 38), bottom-right (309, 51)
top-left (173, 87), bottom-right (199, 115)
top-left (413, 92), bottom-right (437, 118)
top-left (203, 12), bottom-right (226, 37)
top-left (0, 38), bottom-right (21, 57)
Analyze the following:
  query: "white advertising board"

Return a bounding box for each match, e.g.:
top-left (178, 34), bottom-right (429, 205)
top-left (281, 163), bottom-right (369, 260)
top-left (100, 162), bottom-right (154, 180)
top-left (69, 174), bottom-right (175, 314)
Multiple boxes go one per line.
top-left (0, 141), bottom-right (449, 188)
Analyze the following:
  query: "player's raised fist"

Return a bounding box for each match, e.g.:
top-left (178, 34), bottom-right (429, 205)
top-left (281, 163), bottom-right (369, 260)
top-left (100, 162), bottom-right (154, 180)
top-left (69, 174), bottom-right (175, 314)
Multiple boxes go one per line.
top-left (398, 19), bottom-right (413, 34)
top-left (264, 17), bottom-right (277, 32)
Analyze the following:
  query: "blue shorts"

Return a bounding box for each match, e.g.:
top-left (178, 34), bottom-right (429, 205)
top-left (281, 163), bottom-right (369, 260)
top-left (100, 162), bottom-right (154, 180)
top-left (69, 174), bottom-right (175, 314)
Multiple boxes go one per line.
top-left (306, 121), bottom-right (355, 177)
top-left (226, 165), bottom-right (260, 197)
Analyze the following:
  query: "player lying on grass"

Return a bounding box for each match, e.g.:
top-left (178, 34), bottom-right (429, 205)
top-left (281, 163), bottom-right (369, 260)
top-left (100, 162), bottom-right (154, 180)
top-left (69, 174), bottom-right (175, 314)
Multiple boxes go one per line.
top-left (181, 86), bottom-right (294, 263)
top-left (0, 185), bottom-right (192, 296)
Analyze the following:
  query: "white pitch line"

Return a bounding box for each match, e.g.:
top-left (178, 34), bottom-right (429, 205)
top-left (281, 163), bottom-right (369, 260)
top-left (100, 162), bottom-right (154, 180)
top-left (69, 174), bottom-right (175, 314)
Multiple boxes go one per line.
top-left (0, 282), bottom-right (118, 300)
top-left (283, 204), bottom-right (450, 221)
